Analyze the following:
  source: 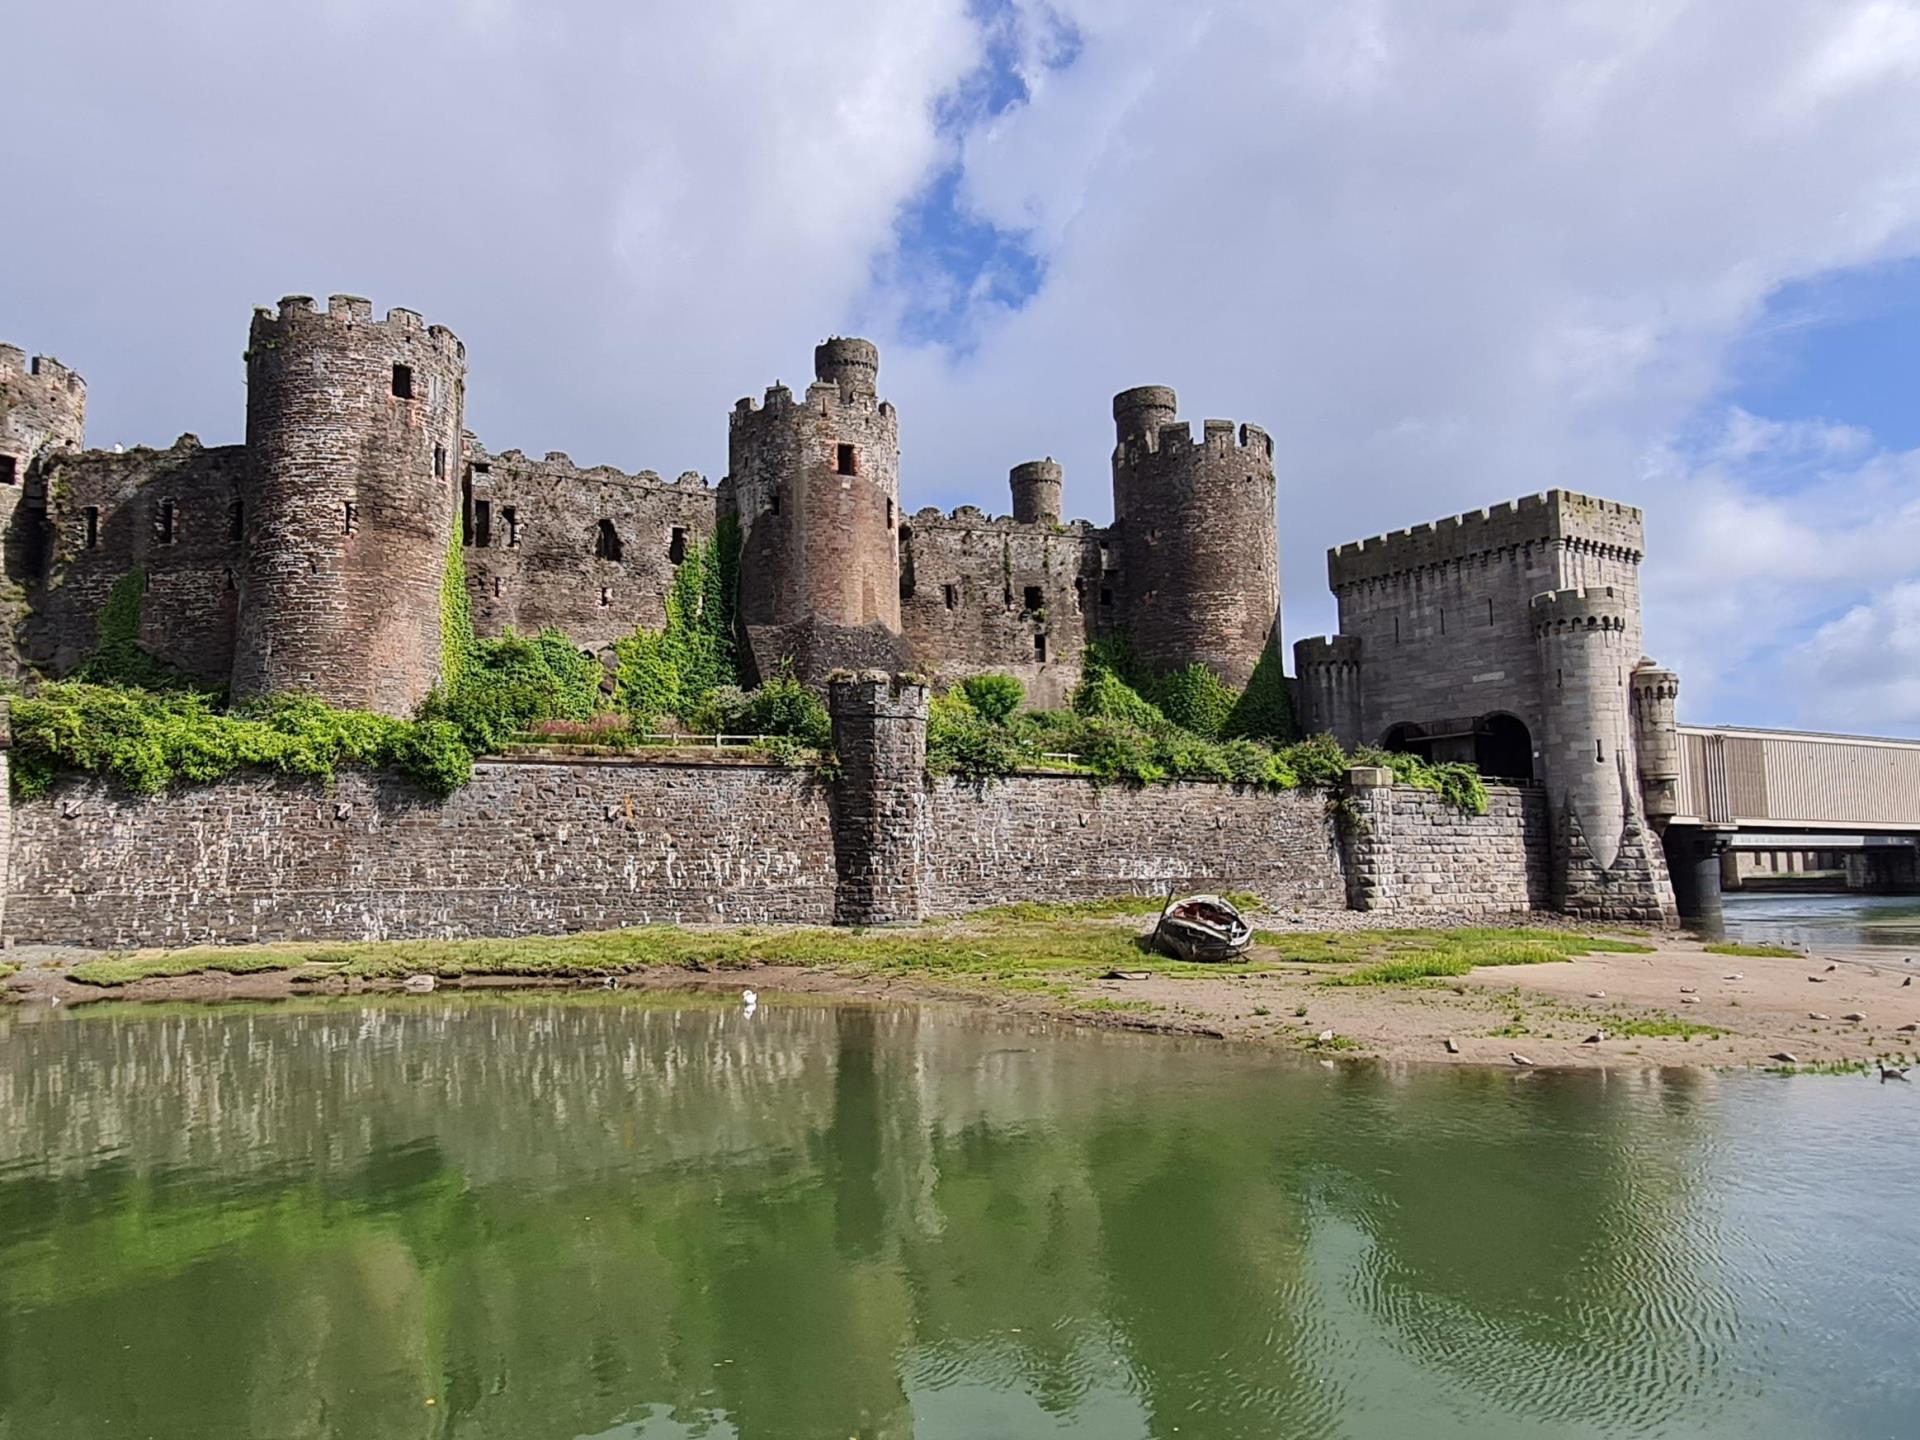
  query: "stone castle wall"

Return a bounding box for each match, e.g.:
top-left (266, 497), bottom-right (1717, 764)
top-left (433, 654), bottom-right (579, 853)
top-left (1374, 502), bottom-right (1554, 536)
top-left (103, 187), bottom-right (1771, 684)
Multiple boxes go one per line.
top-left (1341, 775), bottom-right (1550, 912)
top-left (23, 439), bottom-right (246, 682)
top-left (899, 508), bottom-right (1108, 711)
top-left (7, 757), bottom-right (840, 947)
top-left (922, 776), bottom-right (1347, 915)
top-left (2, 757), bottom-right (1557, 951)
top-left (462, 447), bottom-right (719, 656)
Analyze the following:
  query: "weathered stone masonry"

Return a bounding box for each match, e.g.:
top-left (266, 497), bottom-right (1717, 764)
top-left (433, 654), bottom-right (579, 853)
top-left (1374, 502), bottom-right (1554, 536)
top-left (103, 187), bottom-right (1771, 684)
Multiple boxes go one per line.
top-left (0, 685), bottom-right (1555, 947)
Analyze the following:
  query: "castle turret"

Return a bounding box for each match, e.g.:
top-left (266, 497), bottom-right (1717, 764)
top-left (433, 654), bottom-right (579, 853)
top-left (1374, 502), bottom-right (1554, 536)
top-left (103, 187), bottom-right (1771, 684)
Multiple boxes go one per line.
top-left (1110, 387), bottom-right (1278, 688)
top-left (1293, 634), bottom-right (1364, 748)
top-left (1630, 660), bottom-right (1681, 831)
top-left (232, 295), bottom-right (465, 715)
top-left (724, 337), bottom-right (910, 686)
top-left (1531, 586), bottom-right (1674, 921)
top-left (1, 345), bottom-right (88, 676)
top-left (1009, 458), bottom-right (1062, 527)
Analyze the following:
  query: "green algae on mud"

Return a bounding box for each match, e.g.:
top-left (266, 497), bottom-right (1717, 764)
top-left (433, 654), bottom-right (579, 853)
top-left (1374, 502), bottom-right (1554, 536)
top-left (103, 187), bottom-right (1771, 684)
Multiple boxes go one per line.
top-left (62, 904), bottom-right (1647, 997)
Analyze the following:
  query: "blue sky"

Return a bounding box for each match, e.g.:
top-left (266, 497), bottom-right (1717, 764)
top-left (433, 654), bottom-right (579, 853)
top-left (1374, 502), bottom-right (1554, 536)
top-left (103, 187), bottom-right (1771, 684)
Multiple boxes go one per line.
top-left (6, 0), bottom-right (1920, 733)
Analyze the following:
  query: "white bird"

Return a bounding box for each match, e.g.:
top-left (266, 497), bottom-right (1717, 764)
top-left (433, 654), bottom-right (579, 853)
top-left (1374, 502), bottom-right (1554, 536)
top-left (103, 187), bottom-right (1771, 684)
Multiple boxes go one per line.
top-left (1842, 1011), bottom-right (1867, 1022)
top-left (741, 988), bottom-right (758, 1011)
top-left (1316, 1028), bottom-right (1335, 1043)
top-left (1723, 973), bottom-right (1744, 981)
top-left (1770, 1052), bottom-right (1799, 1065)
top-left (1680, 986), bottom-right (1698, 994)
top-left (1810, 1012), bottom-right (1830, 1020)
top-left (401, 974), bottom-right (436, 994)
top-left (1444, 1037), bottom-right (1460, 1054)
top-left (1510, 1052), bottom-right (1536, 1067)
top-left (1581, 1030), bottom-right (1607, 1044)
top-left (1587, 990), bottom-right (1607, 999)
top-left (1682, 996), bottom-right (1701, 1005)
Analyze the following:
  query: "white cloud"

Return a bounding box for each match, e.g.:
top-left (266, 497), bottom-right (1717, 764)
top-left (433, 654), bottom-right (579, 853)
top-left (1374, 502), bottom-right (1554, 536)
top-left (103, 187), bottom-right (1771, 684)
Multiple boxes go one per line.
top-left (872, 0), bottom-right (1920, 706)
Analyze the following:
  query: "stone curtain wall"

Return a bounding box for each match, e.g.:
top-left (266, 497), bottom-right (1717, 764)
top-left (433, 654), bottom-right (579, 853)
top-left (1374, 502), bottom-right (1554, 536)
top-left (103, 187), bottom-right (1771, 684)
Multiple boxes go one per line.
top-left (0, 690), bottom-right (1568, 947)
top-left (1341, 772), bottom-right (1549, 912)
top-left (7, 758), bottom-right (838, 948)
top-left (923, 776), bottom-right (1346, 916)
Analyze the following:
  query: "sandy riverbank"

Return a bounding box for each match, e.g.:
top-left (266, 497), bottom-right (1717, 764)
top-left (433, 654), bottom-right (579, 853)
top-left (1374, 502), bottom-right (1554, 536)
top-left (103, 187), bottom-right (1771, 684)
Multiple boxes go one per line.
top-left (4, 911), bottom-right (1916, 1072)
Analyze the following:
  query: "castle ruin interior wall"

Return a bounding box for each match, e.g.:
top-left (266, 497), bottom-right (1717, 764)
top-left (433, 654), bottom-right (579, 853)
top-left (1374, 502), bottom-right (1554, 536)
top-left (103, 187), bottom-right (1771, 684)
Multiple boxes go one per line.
top-left (899, 509), bottom-right (1107, 711)
top-left (24, 440), bottom-right (246, 684)
top-left (462, 447), bottom-right (719, 655)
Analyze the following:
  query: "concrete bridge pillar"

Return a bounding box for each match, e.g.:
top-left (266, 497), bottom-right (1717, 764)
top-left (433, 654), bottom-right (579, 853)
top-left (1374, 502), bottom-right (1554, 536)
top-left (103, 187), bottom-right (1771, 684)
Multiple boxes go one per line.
top-left (1665, 826), bottom-right (1733, 934)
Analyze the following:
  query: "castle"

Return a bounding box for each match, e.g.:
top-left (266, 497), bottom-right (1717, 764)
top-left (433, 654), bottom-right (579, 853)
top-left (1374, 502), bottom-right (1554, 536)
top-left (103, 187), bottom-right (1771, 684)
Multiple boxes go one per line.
top-left (0, 294), bottom-right (1679, 923)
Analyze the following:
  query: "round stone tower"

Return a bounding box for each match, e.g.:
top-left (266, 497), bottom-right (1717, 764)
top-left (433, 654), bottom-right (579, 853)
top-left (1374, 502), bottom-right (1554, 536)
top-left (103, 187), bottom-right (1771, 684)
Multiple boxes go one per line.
top-left (233, 295), bottom-right (465, 715)
top-left (725, 336), bottom-right (908, 686)
top-left (1630, 659), bottom-right (1682, 830)
top-left (1009, 458), bottom-right (1063, 526)
top-left (1109, 385), bottom-right (1278, 688)
top-left (1532, 586), bottom-right (1635, 870)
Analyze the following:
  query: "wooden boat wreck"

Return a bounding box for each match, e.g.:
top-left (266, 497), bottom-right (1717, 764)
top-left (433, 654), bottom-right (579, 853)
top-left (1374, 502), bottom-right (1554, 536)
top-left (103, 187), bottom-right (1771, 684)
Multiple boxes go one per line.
top-left (1151, 894), bottom-right (1254, 963)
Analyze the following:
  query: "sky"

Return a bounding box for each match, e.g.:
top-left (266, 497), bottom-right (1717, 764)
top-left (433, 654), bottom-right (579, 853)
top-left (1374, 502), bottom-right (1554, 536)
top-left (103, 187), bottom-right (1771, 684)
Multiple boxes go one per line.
top-left (6, 0), bottom-right (1920, 733)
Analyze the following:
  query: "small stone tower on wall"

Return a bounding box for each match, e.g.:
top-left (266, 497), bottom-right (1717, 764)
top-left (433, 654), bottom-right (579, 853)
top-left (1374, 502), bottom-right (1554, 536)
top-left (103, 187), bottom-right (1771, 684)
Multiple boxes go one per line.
top-left (1532, 587), bottom-right (1674, 920)
top-left (1109, 386), bottom-right (1278, 687)
top-left (1009, 458), bottom-right (1063, 526)
top-left (725, 338), bottom-right (911, 685)
top-left (1630, 661), bottom-right (1682, 831)
top-left (0, 346), bottom-right (87, 679)
top-left (233, 296), bottom-right (465, 716)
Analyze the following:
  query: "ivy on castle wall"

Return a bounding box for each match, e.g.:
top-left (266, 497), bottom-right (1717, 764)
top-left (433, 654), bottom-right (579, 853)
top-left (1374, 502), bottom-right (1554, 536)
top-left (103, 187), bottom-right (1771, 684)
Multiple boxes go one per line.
top-left (613, 515), bottom-right (742, 728)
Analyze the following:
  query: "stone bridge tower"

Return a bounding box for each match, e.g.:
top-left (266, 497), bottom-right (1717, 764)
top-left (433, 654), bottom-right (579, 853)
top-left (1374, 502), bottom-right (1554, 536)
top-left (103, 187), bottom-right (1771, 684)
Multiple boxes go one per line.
top-left (233, 295), bottom-right (465, 715)
top-left (1109, 386), bottom-right (1278, 687)
top-left (725, 337), bottom-right (911, 685)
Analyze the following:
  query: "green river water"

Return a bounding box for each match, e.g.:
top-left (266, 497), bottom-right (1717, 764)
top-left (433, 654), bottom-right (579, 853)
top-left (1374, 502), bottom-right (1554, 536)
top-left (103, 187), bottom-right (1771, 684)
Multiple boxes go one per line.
top-left (1, 992), bottom-right (1916, 1439)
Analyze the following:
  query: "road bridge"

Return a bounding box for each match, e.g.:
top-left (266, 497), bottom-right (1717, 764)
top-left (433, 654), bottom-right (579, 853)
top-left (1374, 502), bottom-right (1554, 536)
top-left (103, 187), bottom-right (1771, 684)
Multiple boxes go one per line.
top-left (1665, 725), bottom-right (1920, 916)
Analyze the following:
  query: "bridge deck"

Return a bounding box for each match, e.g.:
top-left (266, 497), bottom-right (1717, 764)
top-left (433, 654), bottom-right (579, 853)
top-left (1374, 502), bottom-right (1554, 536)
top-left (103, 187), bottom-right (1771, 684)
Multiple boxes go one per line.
top-left (1674, 725), bottom-right (1920, 831)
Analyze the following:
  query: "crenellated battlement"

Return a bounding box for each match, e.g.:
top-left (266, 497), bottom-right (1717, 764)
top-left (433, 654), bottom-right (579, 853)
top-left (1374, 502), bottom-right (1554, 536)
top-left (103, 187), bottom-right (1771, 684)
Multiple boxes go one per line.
top-left (1295, 634), bottom-right (1363, 667)
top-left (905, 503), bottom-right (1103, 536)
top-left (1114, 417), bottom-right (1276, 465)
top-left (1530, 585), bottom-right (1630, 635)
top-left (0, 344), bottom-right (87, 396)
top-left (474, 445), bottom-right (712, 492)
top-left (250, 294), bottom-right (465, 359)
top-left (1330, 489), bottom-right (1642, 589)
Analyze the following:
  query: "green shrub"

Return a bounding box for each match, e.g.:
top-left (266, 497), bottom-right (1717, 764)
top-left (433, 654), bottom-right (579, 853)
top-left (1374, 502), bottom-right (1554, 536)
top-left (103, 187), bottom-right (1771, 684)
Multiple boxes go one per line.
top-left (1275, 733), bottom-right (1350, 788)
top-left (739, 665), bottom-right (831, 746)
top-left (959, 672), bottom-right (1024, 723)
top-left (1153, 663), bottom-right (1238, 739)
top-left (74, 570), bottom-right (204, 693)
top-left (1222, 634), bottom-right (1296, 742)
top-left (1072, 668), bottom-right (1166, 727)
top-left (927, 689), bottom-right (1041, 779)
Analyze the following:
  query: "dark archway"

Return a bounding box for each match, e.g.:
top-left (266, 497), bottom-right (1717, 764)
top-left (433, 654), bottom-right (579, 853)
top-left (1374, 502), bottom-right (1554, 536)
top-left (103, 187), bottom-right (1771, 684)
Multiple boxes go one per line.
top-left (1380, 722), bottom-right (1433, 763)
top-left (1473, 712), bottom-right (1534, 782)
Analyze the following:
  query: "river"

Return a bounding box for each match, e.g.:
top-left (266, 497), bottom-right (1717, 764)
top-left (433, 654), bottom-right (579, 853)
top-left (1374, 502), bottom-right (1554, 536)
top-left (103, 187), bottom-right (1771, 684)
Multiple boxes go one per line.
top-left (1, 994), bottom-right (1915, 1439)
top-left (1721, 890), bottom-right (1920, 955)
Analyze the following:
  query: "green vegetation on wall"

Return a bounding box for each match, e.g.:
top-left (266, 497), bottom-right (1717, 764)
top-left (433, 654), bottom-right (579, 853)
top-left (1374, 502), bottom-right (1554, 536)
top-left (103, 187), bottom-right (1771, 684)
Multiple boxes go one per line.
top-left (926, 662), bottom-right (1486, 812)
top-left (613, 516), bottom-right (741, 728)
top-left (74, 570), bottom-right (196, 692)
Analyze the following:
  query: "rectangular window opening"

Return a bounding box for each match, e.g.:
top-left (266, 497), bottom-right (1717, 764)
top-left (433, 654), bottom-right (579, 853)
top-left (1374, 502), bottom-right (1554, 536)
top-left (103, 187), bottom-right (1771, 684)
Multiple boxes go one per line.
top-left (1596, 738), bottom-right (1605, 763)
top-left (886, 498), bottom-right (894, 527)
top-left (228, 500), bottom-right (243, 543)
top-left (83, 506), bottom-right (99, 550)
top-left (668, 526), bottom-right (688, 564)
top-left (943, 583), bottom-right (958, 610)
top-left (0, 455), bottom-right (16, 486)
top-left (595, 519), bottom-right (623, 561)
top-left (1023, 585), bottom-right (1044, 612)
top-left (599, 585), bottom-right (612, 608)
top-left (433, 444), bottom-right (447, 480)
top-left (834, 443), bottom-right (856, 475)
top-left (770, 490), bottom-right (781, 516)
top-left (493, 576), bottom-right (503, 597)
top-left (1486, 597), bottom-right (1495, 626)
top-left (502, 505), bottom-right (519, 547)
top-left (474, 499), bottom-right (492, 548)
top-left (157, 499), bottom-right (176, 545)
top-left (344, 502), bottom-right (358, 535)
top-left (1100, 587), bottom-right (1113, 606)
top-left (1438, 606), bottom-right (1445, 636)
top-left (1033, 632), bottom-right (1048, 662)
top-left (391, 363), bottom-right (414, 399)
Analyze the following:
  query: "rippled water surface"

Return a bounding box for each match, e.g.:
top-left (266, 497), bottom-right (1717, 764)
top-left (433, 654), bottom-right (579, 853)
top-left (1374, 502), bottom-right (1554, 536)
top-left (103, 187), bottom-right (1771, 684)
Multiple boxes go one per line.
top-left (1721, 891), bottom-right (1920, 952)
top-left (2, 996), bottom-right (1916, 1439)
